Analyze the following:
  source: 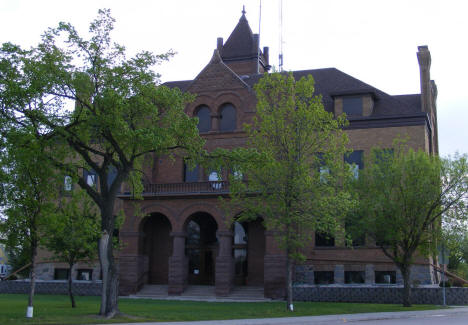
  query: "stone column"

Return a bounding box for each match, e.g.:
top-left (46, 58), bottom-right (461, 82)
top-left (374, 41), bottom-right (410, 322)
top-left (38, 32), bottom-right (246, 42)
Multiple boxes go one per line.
top-left (396, 269), bottom-right (403, 285)
top-left (168, 231), bottom-right (188, 295)
top-left (215, 230), bottom-right (234, 296)
top-left (264, 230), bottom-right (286, 299)
top-left (211, 114), bottom-right (220, 132)
top-left (119, 231), bottom-right (142, 295)
top-left (365, 264), bottom-right (375, 284)
top-left (334, 265), bottom-right (345, 284)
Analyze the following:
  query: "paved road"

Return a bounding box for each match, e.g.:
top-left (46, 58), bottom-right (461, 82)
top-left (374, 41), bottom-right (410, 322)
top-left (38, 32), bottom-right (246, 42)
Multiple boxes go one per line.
top-left (100, 307), bottom-right (468, 325)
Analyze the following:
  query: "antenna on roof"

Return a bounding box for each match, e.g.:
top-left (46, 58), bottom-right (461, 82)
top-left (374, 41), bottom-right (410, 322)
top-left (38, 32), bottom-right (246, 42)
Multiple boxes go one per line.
top-left (257, 0), bottom-right (262, 74)
top-left (279, 0), bottom-right (284, 72)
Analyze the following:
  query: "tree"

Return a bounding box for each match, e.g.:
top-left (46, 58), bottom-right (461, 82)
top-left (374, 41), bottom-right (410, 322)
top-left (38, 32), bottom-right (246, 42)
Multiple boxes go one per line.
top-left (42, 190), bottom-right (100, 308)
top-left (226, 72), bottom-right (352, 311)
top-left (0, 9), bottom-right (203, 317)
top-left (0, 127), bottom-right (61, 318)
top-left (352, 144), bottom-right (468, 306)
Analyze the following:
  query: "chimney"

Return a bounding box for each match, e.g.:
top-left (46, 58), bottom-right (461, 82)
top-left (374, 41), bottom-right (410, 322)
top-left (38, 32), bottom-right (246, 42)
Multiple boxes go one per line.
top-left (263, 46), bottom-right (269, 65)
top-left (417, 45), bottom-right (439, 154)
top-left (217, 37), bottom-right (223, 51)
top-left (253, 34), bottom-right (259, 53)
top-left (417, 45), bottom-right (431, 113)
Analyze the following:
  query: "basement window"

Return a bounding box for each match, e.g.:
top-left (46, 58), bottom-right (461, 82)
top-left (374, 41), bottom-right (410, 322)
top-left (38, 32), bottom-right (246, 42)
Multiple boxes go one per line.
top-left (77, 269), bottom-right (93, 281)
top-left (345, 271), bottom-right (365, 284)
top-left (54, 268), bottom-right (69, 280)
top-left (375, 271), bottom-right (396, 284)
top-left (314, 271), bottom-right (334, 284)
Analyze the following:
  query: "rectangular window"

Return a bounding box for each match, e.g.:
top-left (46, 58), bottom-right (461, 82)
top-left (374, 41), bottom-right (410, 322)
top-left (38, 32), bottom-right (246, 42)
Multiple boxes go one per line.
top-left (375, 271), bottom-right (396, 284)
top-left (345, 219), bottom-right (365, 246)
top-left (83, 169), bottom-right (97, 186)
top-left (316, 153), bottom-right (329, 182)
top-left (314, 271), bottom-right (334, 284)
top-left (77, 269), bottom-right (93, 281)
top-left (64, 176), bottom-right (73, 191)
top-left (343, 97), bottom-right (363, 116)
top-left (344, 150), bottom-right (363, 179)
top-left (315, 232), bottom-right (335, 247)
top-left (345, 271), bottom-right (365, 284)
top-left (54, 268), bottom-right (69, 280)
top-left (107, 165), bottom-right (117, 189)
top-left (184, 163), bottom-right (199, 182)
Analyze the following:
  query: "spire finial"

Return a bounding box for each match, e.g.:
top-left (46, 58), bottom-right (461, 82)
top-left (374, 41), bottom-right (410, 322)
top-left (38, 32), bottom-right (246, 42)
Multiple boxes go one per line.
top-left (242, 5), bottom-right (246, 15)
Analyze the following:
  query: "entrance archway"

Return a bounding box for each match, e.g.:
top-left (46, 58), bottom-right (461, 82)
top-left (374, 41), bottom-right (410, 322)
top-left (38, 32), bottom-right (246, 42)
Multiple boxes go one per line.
top-left (185, 212), bottom-right (218, 285)
top-left (140, 213), bottom-right (172, 284)
top-left (233, 218), bottom-right (265, 286)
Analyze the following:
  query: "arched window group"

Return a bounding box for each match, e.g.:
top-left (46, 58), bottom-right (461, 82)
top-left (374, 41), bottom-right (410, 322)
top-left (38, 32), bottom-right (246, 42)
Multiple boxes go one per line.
top-left (195, 105), bottom-right (211, 132)
top-left (195, 103), bottom-right (237, 133)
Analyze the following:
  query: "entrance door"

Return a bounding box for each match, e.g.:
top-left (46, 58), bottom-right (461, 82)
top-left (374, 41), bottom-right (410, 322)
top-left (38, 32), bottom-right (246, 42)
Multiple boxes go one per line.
top-left (186, 213), bottom-right (218, 285)
top-left (233, 222), bottom-right (248, 285)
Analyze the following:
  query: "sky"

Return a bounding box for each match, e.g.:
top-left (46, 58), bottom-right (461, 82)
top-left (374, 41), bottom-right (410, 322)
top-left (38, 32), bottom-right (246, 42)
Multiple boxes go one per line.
top-left (1, 0), bottom-right (467, 157)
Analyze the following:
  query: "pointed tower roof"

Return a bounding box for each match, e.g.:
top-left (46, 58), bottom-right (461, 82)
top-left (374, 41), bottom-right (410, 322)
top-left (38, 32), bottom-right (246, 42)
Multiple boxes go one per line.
top-left (221, 8), bottom-right (259, 61)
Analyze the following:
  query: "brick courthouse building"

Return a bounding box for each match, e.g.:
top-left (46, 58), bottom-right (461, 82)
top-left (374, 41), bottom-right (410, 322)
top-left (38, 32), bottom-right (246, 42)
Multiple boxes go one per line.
top-left (36, 11), bottom-right (440, 299)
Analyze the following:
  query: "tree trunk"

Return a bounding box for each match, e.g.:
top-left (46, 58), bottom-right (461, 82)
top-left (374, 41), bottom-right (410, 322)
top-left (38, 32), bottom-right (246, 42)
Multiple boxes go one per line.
top-left (401, 265), bottom-right (412, 307)
top-left (26, 243), bottom-right (37, 318)
top-left (98, 227), bottom-right (119, 317)
top-left (68, 261), bottom-right (76, 308)
top-left (286, 255), bottom-right (293, 311)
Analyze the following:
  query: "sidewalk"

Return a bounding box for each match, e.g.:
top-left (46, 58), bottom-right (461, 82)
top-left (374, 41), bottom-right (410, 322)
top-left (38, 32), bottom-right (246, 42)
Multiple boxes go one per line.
top-left (98, 306), bottom-right (468, 325)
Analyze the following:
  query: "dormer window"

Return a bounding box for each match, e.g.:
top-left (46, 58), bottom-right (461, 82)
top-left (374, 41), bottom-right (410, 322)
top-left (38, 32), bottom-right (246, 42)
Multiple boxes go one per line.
top-left (219, 103), bottom-right (236, 132)
top-left (342, 96), bottom-right (363, 116)
top-left (195, 105), bottom-right (211, 132)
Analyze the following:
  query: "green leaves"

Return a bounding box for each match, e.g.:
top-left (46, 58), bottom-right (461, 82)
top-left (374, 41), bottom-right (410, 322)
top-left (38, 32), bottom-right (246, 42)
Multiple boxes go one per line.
top-left (227, 72), bottom-right (353, 258)
top-left (355, 141), bottom-right (468, 265)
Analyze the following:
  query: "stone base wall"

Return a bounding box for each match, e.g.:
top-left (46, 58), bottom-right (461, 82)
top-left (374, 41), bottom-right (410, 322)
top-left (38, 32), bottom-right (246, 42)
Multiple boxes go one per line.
top-left (293, 286), bottom-right (468, 305)
top-left (0, 280), bottom-right (102, 296)
top-left (295, 264), bottom-right (435, 286)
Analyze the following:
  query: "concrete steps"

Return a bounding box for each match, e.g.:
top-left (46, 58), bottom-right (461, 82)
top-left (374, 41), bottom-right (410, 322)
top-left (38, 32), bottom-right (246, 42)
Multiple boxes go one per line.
top-left (130, 285), bottom-right (270, 302)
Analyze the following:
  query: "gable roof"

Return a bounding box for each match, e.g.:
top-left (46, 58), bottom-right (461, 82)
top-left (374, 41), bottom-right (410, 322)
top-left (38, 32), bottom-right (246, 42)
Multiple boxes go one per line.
top-left (185, 49), bottom-right (251, 94)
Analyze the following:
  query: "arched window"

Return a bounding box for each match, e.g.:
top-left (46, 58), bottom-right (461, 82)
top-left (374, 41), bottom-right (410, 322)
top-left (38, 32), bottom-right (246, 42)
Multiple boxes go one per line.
top-left (195, 105), bottom-right (211, 132)
top-left (219, 103), bottom-right (236, 132)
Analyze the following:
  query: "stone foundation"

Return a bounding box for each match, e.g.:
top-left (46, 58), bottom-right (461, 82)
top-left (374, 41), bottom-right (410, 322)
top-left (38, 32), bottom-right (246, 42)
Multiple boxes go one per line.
top-left (293, 285), bottom-right (468, 305)
top-left (0, 280), bottom-right (101, 296)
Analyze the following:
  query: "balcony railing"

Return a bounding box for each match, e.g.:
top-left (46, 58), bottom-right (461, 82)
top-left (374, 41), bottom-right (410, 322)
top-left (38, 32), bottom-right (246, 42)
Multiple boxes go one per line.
top-left (140, 181), bottom-right (230, 196)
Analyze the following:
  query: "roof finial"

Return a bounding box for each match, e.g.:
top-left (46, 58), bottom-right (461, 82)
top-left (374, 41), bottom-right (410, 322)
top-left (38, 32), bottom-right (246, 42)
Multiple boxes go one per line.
top-left (242, 5), bottom-right (246, 15)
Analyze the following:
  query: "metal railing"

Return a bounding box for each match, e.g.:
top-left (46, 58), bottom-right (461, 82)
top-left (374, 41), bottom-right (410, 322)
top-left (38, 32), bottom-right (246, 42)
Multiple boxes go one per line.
top-left (142, 181), bottom-right (230, 195)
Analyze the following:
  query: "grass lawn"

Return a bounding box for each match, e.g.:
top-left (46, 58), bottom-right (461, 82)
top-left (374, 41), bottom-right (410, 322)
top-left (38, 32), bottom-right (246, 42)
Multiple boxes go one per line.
top-left (0, 294), bottom-right (443, 324)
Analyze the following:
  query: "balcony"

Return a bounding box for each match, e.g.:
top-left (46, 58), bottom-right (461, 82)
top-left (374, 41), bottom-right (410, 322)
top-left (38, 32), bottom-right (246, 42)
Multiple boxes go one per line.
top-left (118, 181), bottom-right (231, 198)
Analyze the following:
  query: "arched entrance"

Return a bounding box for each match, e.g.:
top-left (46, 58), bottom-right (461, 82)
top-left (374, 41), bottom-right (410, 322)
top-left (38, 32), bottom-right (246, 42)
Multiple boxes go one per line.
top-left (185, 212), bottom-right (218, 285)
top-left (233, 218), bottom-right (265, 286)
top-left (140, 213), bottom-right (172, 284)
